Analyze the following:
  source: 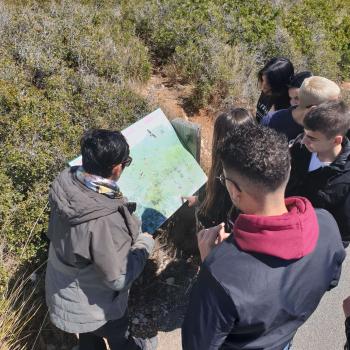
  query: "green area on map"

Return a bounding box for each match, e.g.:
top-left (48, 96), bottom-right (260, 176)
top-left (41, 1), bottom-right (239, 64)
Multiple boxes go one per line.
top-left (70, 109), bottom-right (207, 233)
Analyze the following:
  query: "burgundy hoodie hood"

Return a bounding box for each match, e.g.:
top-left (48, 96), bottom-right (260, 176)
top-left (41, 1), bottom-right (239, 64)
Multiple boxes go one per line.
top-left (233, 197), bottom-right (319, 260)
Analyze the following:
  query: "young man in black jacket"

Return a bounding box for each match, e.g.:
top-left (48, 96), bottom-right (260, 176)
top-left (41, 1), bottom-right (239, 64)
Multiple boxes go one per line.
top-left (286, 101), bottom-right (350, 244)
top-left (182, 124), bottom-right (345, 350)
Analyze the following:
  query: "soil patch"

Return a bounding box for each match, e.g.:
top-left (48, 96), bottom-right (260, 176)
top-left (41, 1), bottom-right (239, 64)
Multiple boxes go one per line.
top-left (135, 72), bottom-right (216, 173)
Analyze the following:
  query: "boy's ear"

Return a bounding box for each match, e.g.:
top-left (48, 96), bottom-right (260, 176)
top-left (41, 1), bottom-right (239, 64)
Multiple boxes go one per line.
top-left (334, 135), bottom-right (343, 146)
top-left (111, 163), bottom-right (123, 178)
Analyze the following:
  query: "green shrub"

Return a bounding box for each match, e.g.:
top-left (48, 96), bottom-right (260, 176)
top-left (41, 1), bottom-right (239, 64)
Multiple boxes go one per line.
top-left (0, 1), bottom-right (151, 269)
top-left (123, 0), bottom-right (350, 108)
top-left (122, 0), bottom-right (226, 63)
top-left (282, 0), bottom-right (350, 80)
top-left (171, 38), bottom-right (258, 108)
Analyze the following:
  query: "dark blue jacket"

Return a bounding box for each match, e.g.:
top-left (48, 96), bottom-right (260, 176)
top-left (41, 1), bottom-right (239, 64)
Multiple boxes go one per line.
top-left (182, 207), bottom-right (345, 350)
top-left (261, 107), bottom-right (303, 141)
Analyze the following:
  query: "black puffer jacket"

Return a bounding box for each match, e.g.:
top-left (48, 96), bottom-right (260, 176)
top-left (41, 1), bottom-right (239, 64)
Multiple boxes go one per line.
top-left (287, 136), bottom-right (350, 242)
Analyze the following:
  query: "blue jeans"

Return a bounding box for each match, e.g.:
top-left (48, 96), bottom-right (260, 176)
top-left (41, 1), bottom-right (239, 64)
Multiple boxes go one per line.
top-left (283, 343), bottom-right (292, 350)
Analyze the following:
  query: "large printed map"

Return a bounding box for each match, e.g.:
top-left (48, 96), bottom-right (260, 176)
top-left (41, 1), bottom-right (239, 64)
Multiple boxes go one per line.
top-left (69, 109), bottom-right (207, 233)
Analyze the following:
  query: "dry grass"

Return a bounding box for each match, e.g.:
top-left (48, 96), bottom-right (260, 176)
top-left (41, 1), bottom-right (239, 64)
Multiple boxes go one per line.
top-left (0, 272), bottom-right (41, 350)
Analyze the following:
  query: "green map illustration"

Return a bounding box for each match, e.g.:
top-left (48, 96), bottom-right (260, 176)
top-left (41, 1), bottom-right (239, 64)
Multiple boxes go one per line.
top-left (69, 108), bottom-right (207, 233)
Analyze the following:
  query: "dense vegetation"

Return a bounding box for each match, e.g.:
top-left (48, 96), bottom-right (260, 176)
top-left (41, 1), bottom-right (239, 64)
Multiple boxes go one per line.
top-left (122, 0), bottom-right (350, 106)
top-left (0, 0), bottom-right (350, 347)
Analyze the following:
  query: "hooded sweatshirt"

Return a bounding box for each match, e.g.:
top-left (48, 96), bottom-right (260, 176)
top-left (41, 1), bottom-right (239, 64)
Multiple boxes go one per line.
top-left (45, 168), bottom-right (154, 333)
top-left (182, 197), bottom-right (345, 350)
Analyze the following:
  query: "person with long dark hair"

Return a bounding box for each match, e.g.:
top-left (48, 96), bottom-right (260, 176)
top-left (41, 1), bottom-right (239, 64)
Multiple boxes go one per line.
top-left (256, 57), bottom-right (294, 122)
top-left (183, 107), bottom-right (255, 229)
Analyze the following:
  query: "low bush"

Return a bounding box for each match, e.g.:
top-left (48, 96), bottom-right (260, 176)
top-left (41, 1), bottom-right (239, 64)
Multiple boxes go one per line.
top-left (0, 0), bottom-right (151, 288)
top-left (122, 0), bottom-right (350, 108)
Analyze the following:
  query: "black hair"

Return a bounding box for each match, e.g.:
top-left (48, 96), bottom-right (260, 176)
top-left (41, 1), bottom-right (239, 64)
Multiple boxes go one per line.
top-left (81, 129), bottom-right (129, 178)
top-left (218, 124), bottom-right (290, 192)
top-left (258, 57), bottom-right (294, 94)
top-left (303, 101), bottom-right (350, 138)
top-left (288, 71), bottom-right (313, 89)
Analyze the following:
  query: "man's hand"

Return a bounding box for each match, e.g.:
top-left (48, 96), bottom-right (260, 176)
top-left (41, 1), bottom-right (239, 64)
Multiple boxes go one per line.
top-left (181, 196), bottom-right (199, 207)
top-left (343, 296), bottom-right (350, 318)
top-left (197, 223), bottom-right (229, 262)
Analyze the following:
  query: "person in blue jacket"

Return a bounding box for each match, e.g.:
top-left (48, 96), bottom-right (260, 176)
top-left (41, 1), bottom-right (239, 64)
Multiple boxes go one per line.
top-left (182, 123), bottom-right (345, 350)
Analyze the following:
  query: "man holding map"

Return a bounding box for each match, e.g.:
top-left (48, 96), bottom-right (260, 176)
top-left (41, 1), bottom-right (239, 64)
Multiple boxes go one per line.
top-left (45, 129), bottom-right (157, 350)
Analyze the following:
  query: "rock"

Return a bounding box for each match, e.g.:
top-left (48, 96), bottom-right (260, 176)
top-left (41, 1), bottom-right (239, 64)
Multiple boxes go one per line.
top-left (132, 318), bottom-right (139, 324)
top-left (29, 272), bottom-right (37, 283)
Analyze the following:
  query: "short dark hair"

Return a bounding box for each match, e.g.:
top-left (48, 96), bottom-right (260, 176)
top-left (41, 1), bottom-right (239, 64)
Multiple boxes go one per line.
top-left (258, 57), bottom-right (294, 93)
top-left (218, 124), bottom-right (290, 192)
top-left (81, 129), bottom-right (129, 178)
top-left (288, 71), bottom-right (313, 88)
top-left (303, 101), bottom-right (350, 138)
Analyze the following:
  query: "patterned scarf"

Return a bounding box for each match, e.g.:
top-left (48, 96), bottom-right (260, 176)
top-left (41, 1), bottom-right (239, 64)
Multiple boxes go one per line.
top-left (75, 166), bottom-right (123, 199)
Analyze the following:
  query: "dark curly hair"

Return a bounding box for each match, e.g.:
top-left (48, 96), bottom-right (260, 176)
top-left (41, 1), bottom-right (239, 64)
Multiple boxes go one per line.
top-left (218, 124), bottom-right (290, 192)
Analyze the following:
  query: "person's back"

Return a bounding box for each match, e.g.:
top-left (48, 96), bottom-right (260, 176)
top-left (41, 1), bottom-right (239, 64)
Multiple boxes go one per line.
top-left (46, 129), bottom-right (156, 349)
top-left (287, 101), bottom-right (350, 243)
top-left (182, 124), bottom-right (345, 350)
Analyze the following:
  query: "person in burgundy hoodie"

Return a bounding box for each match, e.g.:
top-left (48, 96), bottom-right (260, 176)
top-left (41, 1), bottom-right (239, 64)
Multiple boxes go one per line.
top-left (182, 124), bottom-right (345, 350)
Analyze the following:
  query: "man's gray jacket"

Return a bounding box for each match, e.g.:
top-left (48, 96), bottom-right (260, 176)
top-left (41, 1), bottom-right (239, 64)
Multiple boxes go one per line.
top-left (45, 167), bottom-right (154, 333)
